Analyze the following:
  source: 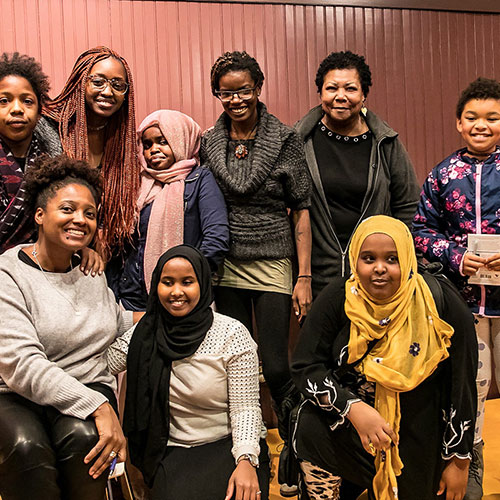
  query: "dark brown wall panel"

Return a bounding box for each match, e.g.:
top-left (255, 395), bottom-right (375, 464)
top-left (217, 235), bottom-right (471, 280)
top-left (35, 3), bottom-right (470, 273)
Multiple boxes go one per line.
top-left (1, 0), bottom-right (500, 182)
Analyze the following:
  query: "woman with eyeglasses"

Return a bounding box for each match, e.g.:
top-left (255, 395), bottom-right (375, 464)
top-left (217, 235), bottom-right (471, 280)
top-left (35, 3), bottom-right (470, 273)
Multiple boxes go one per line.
top-left (44, 46), bottom-right (140, 261)
top-left (200, 50), bottom-right (312, 494)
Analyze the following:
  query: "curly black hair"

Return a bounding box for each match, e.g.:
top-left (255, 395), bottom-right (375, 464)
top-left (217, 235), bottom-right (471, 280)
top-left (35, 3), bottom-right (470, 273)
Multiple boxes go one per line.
top-left (24, 154), bottom-right (103, 214)
top-left (315, 51), bottom-right (372, 96)
top-left (0, 52), bottom-right (50, 112)
top-left (210, 51), bottom-right (265, 95)
top-left (456, 77), bottom-right (500, 118)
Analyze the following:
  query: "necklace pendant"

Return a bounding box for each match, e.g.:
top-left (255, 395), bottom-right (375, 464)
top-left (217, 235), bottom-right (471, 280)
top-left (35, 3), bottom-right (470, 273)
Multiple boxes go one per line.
top-left (235, 144), bottom-right (249, 159)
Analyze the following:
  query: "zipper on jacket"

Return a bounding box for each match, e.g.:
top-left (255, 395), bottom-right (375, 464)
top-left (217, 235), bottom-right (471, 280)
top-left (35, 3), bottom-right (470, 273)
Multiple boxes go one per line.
top-left (338, 161), bottom-right (380, 278)
top-left (475, 162), bottom-right (486, 315)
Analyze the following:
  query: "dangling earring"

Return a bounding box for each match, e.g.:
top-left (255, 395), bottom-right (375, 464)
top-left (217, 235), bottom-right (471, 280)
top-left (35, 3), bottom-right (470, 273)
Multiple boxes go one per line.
top-left (361, 99), bottom-right (368, 116)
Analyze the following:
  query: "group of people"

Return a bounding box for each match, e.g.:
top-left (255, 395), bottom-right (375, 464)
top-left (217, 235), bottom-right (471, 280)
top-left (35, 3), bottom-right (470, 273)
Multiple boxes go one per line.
top-left (0, 43), bottom-right (497, 500)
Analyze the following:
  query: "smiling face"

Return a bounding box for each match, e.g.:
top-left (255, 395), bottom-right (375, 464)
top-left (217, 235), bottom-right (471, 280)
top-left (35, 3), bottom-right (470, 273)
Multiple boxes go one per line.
top-left (456, 98), bottom-right (500, 157)
top-left (356, 233), bottom-right (401, 301)
top-left (157, 257), bottom-right (201, 317)
top-left (142, 126), bottom-right (176, 171)
top-left (218, 70), bottom-right (260, 125)
top-left (35, 183), bottom-right (97, 254)
top-left (85, 57), bottom-right (127, 122)
top-left (320, 68), bottom-right (365, 130)
top-left (0, 75), bottom-right (40, 157)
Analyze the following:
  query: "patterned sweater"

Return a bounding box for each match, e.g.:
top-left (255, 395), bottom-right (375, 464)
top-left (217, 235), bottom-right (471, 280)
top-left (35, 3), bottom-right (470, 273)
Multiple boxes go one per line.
top-left (201, 103), bottom-right (311, 261)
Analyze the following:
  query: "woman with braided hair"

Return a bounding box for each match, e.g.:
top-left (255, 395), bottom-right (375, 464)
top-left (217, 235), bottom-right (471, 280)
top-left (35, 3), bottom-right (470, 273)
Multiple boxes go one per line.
top-left (200, 50), bottom-right (312, 495)
top-left (44, 46), bottom-right (140, 259)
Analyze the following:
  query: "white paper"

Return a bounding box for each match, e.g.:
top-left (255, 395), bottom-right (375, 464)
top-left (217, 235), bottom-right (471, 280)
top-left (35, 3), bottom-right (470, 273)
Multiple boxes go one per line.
top-left (467, 234), bottom-right (500, 285)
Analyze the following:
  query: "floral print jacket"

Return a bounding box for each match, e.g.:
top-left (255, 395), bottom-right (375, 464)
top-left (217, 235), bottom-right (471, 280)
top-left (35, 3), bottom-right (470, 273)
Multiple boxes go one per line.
top-left (413, 147), bottom-right (500, 315)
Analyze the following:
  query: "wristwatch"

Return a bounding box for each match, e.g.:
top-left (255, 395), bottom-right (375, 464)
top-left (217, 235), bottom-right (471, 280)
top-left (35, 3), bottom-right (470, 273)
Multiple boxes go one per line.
top-left (237, 453), bottom-right (259, 467)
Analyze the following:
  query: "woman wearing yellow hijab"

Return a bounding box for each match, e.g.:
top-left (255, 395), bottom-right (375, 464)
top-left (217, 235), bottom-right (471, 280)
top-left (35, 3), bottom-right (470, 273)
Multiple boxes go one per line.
top-left (292, 216), bottom-right (477, 500)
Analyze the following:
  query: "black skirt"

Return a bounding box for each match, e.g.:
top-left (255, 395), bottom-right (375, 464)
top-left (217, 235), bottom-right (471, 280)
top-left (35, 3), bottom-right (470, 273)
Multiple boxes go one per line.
top-left (152, 435), bottom-right (270, 500)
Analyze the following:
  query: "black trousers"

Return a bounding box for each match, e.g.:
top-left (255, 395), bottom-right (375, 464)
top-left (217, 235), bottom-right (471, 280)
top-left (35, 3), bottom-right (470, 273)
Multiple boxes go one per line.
top-left (215, 286), bottom-right (293, 403)
top-left (152, 436), bottom-right (271, 500)
top-left (296, 373), bottom-right (446, 500)
top-left (0, 383), bottom-right (117, 500)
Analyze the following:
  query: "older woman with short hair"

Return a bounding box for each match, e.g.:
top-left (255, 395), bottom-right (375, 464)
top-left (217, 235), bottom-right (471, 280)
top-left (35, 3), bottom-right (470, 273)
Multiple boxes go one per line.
top-left (295, 51), bottom-right (419, 297)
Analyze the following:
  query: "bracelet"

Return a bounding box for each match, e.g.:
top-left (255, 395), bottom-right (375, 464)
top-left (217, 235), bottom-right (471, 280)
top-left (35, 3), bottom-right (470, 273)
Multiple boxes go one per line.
top-left (297, 275), bottom-right (312, 279)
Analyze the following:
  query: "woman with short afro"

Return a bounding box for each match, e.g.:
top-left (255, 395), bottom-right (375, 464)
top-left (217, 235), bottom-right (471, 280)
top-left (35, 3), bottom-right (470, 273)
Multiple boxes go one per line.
top-left (0, 52), bottom-right (61, 253)
top-left (0, 154), bottom-right (143, 500)
top-left (295, 51), bottom-right (419, 297)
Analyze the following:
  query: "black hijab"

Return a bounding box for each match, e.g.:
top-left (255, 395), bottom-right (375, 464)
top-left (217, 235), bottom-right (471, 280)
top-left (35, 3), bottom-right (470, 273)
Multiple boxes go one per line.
top-left (124, 245), bottom-right (214, 486)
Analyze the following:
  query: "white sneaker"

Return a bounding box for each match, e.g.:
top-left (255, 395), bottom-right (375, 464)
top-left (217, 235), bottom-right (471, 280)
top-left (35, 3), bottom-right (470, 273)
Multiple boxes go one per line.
top-left (279, 483), bottom-right (299, 497)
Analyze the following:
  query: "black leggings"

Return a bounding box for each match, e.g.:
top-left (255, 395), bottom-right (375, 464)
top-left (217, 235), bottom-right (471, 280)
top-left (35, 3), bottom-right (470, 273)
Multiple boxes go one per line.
top-left (0, 384), bottom-right (116, 500)
top-left (215, 286), bottom-right (293, 403)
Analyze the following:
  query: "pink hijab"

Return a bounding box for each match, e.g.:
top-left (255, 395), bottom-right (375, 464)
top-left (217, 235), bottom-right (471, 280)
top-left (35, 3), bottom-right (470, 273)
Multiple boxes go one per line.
top-left (136, 110), bottom-right (202, 292)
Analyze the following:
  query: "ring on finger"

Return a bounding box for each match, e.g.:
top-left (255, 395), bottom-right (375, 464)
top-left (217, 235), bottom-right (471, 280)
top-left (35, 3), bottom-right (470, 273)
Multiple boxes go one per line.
top-left (257, 492), bottom-right (262, 496)
top-left (368, 442), bottom-right (376, 455)
top-left (109, 450), bottom-right (117, 459)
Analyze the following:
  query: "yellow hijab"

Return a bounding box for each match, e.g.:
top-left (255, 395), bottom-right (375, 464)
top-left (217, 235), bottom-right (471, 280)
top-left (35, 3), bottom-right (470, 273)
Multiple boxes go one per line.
top-left (345, 216), bottom-right (453, 500)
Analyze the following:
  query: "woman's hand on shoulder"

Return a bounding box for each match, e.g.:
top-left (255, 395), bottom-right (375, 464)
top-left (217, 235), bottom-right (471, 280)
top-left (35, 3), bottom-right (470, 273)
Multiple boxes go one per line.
top-left (347, 401), bottom-right (397, 454)
top-left (437, 456), bottom-right (469, 500)
top-left (292, 278), bottom-right (312, 323)
top-left (78, 247), bottom-right (105, 276)
top-left (85, 402), bottom-right (127, 478)
top-left (225, 459), bottom-right (260, 500)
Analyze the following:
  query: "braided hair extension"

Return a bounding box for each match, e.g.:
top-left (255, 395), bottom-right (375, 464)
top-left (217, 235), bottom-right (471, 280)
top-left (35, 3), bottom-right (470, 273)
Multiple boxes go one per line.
top-left (210, 51), bottom-right (265, 95)
top-left (43, 46), bottom-right (139, 259)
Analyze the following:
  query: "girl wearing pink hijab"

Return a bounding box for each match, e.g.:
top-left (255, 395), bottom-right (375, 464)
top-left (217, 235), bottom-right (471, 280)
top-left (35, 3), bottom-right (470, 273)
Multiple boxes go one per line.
top-left (107, 110), bottom-right (229, 310)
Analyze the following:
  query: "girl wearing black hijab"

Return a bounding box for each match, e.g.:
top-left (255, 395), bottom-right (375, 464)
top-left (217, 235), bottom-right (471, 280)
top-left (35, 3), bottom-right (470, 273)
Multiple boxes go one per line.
top-left (124, 245), bottom-right (270, 500)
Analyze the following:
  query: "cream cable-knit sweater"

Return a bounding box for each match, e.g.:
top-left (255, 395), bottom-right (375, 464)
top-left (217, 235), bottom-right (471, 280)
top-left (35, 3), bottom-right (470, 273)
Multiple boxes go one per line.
top-left (0, 245), bottom-right (133, 420)
top-left (108, 312), bottom-right (262, 461)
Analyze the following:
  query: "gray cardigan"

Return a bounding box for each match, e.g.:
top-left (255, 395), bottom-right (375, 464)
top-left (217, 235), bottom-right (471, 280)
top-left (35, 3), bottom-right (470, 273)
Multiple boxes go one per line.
top-left (295, 105), bottom-right (419, 296)
top-left (0, 246), bottom-right (133, 419)
top-left (201, 103), bottom-right (311, 261)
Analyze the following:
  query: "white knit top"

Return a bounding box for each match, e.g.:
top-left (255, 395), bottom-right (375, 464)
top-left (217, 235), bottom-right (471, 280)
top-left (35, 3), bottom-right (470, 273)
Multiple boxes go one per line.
top-left (108, 312), bottom-right (262, 461)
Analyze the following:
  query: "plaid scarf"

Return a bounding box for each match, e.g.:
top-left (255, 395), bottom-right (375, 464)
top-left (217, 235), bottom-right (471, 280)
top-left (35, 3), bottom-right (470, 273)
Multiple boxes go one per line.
top-left (0, 137), bottom-right (44, 253)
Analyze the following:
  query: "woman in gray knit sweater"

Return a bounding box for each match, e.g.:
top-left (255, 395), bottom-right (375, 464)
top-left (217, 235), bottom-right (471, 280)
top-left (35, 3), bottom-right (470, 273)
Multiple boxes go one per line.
top-left (0, 156), bottom-right (141, 500)
top-left (201, 51), bottom-right (312, 493)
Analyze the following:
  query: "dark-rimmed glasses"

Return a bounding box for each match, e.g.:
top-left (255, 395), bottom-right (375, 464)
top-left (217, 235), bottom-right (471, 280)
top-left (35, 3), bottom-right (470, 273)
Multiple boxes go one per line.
top-left (215, 87), bottom-right (257, 102)
top-left (87, 75), bottom-right (129, 95)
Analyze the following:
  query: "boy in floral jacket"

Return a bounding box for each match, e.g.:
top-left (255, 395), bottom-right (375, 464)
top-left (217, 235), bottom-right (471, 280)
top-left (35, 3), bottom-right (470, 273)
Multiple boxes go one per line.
top-left (412, 77), bottom-right (500, 500)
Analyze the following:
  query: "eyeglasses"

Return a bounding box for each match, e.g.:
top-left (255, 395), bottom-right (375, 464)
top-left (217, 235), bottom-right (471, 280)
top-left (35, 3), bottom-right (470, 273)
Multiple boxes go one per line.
top-left (87, 75), bottom-right (129, 95)
top-left (215, 87), bottom-right (257, 102)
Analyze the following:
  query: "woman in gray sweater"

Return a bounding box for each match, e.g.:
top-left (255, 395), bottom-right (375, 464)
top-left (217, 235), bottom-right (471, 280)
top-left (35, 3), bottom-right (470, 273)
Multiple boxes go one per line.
top-left (0, 155), bottom-right (140, 500)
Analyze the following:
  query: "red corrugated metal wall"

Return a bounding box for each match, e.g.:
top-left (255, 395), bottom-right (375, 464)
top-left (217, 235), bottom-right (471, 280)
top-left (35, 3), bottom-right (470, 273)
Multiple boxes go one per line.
top-left (1, 0), bottom-right (499, 181)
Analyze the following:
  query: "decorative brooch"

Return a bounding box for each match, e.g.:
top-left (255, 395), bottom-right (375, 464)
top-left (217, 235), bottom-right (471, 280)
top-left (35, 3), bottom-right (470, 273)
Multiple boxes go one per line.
top-left (235, 144), bottom-right (249, 159)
